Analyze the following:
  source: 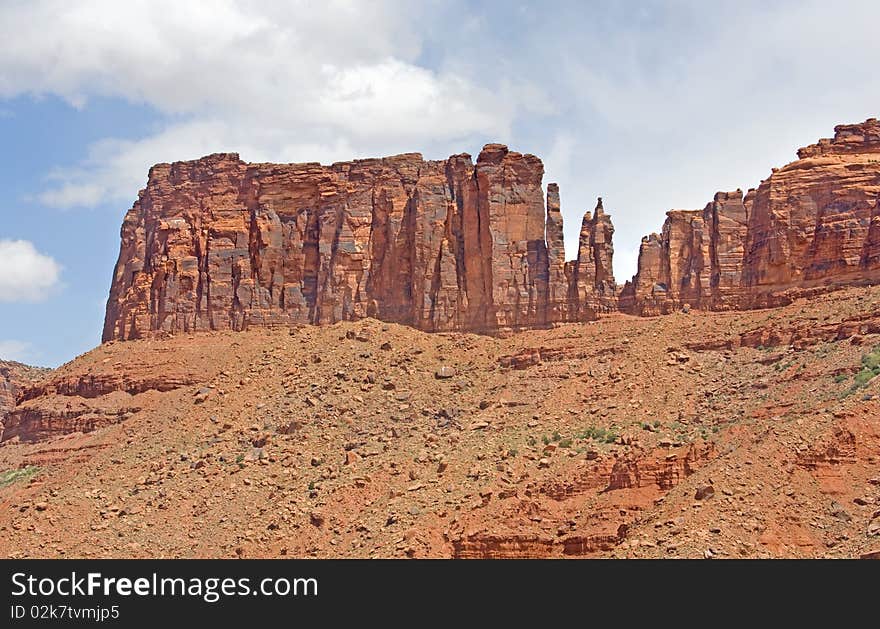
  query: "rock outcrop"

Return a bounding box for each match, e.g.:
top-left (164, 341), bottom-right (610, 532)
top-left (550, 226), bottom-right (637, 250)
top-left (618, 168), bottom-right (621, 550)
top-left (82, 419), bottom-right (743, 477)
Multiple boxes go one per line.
top-left (619, 191), bottom-right (749, 315)
top-left (1, 338), bottom-right (224, 443)
top-left (0, 360), bottom-right (50, 439)
top-left (103, 146), bottom-right (613, 340)
top-left (566, 197), bottom-right (617, 315)
top-left (0, 364), bottom-right (16, 420)
top-left (622, 119), bottom-right (880, 314)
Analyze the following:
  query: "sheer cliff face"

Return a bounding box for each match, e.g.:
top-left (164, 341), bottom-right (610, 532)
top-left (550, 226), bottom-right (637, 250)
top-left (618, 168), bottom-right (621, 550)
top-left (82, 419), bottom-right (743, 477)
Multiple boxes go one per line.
top-left (567, 198), bottom-right (617, 315)
top-left (619, 191), bottom-right (750, 315)
top-left (622, 118), bottom-right (880, 315)
top-left (103, 145), bottom-right (613, 341)
top-left (743, 119), bottom-right (880, 297)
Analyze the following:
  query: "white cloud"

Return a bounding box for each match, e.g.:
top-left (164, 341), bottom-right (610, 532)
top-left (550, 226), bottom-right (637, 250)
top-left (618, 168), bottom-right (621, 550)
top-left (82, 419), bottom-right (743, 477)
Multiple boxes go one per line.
top-left (4, 0), bottom-right (880, 285)
top-left (437, 0), bottom-right (880, 278)
top-left (39, 182), bottom-right (105, 209)
top-left (0, 240), bottom-right (62, 302)
top-left (0, 1), bottom-right (536, 209)
top-left (0, 340), bottom-right (30, 363)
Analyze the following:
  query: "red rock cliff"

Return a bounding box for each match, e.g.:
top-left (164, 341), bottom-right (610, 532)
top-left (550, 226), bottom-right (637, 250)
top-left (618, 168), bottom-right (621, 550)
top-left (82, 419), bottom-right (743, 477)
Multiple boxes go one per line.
top-left (566, 197), bottom-right (617, 315)
top-left (619, 190), bottom-right (749, 315)
top-left (103, 145), bottom-right (615, 340)
top-left (622, 119), bottom-right (880, 314)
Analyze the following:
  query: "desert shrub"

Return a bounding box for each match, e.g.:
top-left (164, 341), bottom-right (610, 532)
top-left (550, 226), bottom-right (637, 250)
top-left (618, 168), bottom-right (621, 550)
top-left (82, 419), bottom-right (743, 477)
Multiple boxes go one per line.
top-left (0, 466), bottom-right (40, 489)
top-left (842, 345), bottom-right (880, 396)
top-left (577, 426), bottom-right (618, 444)
top-left (860, 345), bottom-right (880, 372)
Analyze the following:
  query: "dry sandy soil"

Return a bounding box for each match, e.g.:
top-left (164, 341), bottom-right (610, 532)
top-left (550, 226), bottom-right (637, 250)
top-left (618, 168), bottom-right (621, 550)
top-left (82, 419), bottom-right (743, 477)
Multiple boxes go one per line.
top-left (2, 285), bottom-right (879, 559)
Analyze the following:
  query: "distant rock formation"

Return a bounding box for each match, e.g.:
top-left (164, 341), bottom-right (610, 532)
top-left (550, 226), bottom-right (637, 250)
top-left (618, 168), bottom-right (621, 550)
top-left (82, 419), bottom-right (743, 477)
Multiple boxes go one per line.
top-left (0, 360), bottom-right (50, 440)
top-left (621, 118), bottom-right (880, 314)
top-left (103, 145), bottom-right (614, 340)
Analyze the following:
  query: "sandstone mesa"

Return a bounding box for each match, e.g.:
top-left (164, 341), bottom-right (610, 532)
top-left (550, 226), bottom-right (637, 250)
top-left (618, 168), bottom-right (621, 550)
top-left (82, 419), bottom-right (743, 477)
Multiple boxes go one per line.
top-left (102, 145), bottom-right (614, 342)
top-left (102, 119), bottom-right (880, 342)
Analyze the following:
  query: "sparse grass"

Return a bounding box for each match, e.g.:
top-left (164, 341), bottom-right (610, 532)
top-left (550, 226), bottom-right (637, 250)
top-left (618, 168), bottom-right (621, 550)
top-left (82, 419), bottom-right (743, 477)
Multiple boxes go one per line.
top-left (833, 373), bottom-right (847, 384)
top-left (577, 426), bottom-right (618, 444)
top-left (841, 345), bottom-right (880, 397)
top-left (853, 368), bottom-right (877, 388)
top-left (862, 345), bottom-right (880, 371)
top-left (0, 466), bottom-right (41, 489)
top-left (558, 439), bottom-right (572, 449)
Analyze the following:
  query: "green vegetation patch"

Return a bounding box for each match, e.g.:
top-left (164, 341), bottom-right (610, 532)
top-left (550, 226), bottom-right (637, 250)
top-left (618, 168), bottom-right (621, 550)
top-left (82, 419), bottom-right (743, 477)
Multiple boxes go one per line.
top-left (576, 426), bottom-right (619, 444)
top-left (841, 345), bottom-right (880, 396)
top-left (0, 466), bottom-right (41, 489)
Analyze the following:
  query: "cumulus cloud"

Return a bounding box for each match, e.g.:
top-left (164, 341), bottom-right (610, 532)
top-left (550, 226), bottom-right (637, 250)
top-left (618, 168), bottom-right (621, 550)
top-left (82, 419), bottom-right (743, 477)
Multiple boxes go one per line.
top-left (0, 340), bottom-right (31, 363)
top-left (4, 0), bottom-right (880, 281)
top-left (0, 240), bottom-right (62, 302)
top-left (429, 0), bottom-right (880, 275)
top-left (0, 1), bottom-right (536, 209)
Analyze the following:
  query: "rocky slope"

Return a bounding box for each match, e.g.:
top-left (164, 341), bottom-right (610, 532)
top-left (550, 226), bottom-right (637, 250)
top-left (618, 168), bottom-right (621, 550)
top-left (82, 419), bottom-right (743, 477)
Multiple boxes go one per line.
top-left (2, 285), bottom-right (879, 558)
top-left (621, 119), bottom-right (880, 314)
top-left (103, 145), bottom-right (615, 341)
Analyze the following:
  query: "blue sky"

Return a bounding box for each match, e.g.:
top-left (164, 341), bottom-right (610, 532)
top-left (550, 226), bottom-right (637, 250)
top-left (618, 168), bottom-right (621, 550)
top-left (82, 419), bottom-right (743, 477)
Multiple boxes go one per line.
top-left (2, 0), bottom-right (880, 367)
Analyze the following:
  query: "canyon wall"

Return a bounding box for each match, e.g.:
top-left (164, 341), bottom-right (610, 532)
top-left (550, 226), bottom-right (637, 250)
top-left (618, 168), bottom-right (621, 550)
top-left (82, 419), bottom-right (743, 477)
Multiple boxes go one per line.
top-left (621, 119), bottom-right (880, 314)
top-left (103, 145), bottom-right (614, 340)
top-left (619, 190), bottom-right (750, 315)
